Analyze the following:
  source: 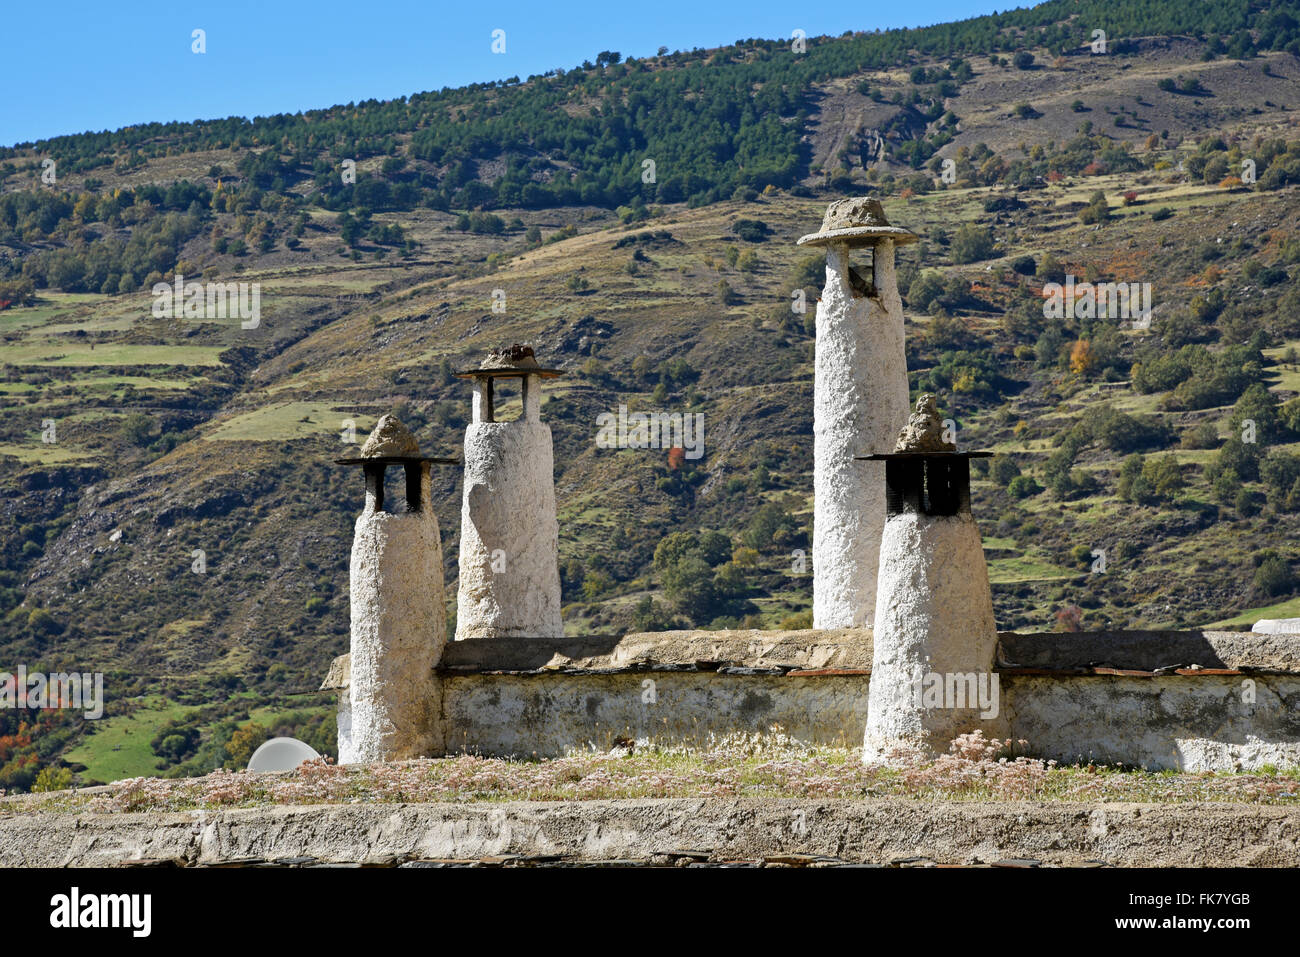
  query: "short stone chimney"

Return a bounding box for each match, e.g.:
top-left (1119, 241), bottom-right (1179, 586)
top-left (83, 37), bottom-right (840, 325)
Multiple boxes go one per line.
top-left (454, 344), bottom-right (564, 639)
top-left (337, 414), bottom-right (457, 762)
top-left (858, 395), bottom-right (1006, 763)
top-left (797, 198), bottom-right (916, 629)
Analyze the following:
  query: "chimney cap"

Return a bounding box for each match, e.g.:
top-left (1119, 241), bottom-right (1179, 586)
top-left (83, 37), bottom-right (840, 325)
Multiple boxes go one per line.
top-left (797, 197), bottom-right (918, 247)
top-left (335, 413), bottom-right (458, 466)
top-left (856, 393), bottom-right (992, 459)
top-left (856, 452), bottom-right (992, 460)
top-left (896, 393), bottom-right (955, 453)
top-left (454, 343), bottom-right (564, 380)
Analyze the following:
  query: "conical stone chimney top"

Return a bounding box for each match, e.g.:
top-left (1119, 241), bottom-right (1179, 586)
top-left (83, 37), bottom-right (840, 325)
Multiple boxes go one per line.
top-left (797, 197), bottom-right (918, 247)
top-left (360, 414), bottom-right (421, 458)
top-left (894, 394), bottom-right (956, 453)
top-left (455, 343), bottom-right (564, 379)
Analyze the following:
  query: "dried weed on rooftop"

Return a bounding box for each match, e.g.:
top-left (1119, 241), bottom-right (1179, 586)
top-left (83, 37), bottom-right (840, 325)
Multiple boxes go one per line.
top-left (12, 730), bottom-right (1300, 815)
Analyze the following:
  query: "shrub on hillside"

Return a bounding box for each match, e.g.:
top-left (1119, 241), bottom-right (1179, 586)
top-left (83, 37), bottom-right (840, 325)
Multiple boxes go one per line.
top-left (1254, 554), bottom-right (1294, 598)
top-left (989, 456), bottom-right (1021, 486)
top-left (731, 219), bottom-right (770, 242)
top-left (1180, 421), bottom-right (1221, 450)
top-left (950, 224), bottom-right (996, 263)
top-left (0, 278), bottom-right (36, 308)
top-left (1006, 474), bottom-right (1042, 499)
top-left (1079, 190), bottom-right (1110, 225)
top-left (1263, 451), bottom-right (1300, 508)
top-left (1009, 255), bottom-right (1035, 276)
top-left (1092, 407), bottom-right (1174, 453)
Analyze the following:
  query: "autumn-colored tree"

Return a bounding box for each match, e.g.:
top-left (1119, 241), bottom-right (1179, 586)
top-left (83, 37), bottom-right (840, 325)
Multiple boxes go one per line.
top-left (1069, 339), bottom-right (1097, 375)
top-left (0, 724), bottom-right (32, 764)
top-left (223, 722), bottom-right (268, 770)
top-left (0, 721), bottom-right (40, 791)
top-left (33, 766), bottom-right (73, 792)
top-left (1055, 605), bottom-right (1084, 632)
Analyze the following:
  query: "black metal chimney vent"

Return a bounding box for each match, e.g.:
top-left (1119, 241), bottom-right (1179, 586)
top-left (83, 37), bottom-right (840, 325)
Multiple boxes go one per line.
top-left (856, 452), bottom-right (992, 517)
top-left (336, 455), bottom-right (459, 514)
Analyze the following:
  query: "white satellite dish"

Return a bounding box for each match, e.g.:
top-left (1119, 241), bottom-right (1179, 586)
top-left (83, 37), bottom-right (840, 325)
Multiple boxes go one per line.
top-left (247, 737), bottom-right (321, 773)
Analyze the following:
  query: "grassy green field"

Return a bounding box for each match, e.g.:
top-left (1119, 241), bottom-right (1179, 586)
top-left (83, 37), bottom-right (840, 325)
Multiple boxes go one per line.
top-left (75, 375), bottom-right (199, 392)
top-left (61, 694), bottom-right (335, 784)
top-left (1, 343), bottom-right (226, 367)
top-left (0, 443), bottom-right (96, 463)
top-left (246, 703), bottom-right (333, 730)
top-left (203, 402), bottom-right (376, 442)
top-left (987, 554), bottom-right (1080, 585)
top-left (1208, 596), bottom-right (1300, 629)
top-left (62, 697), bottom-right (201, 783)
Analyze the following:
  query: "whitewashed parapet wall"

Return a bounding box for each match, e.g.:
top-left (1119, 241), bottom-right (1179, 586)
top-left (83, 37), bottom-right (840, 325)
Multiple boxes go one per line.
top-left (456, 371), bottom-right (563, 639)
top-left (322, 628), bottom-right (1300, 771)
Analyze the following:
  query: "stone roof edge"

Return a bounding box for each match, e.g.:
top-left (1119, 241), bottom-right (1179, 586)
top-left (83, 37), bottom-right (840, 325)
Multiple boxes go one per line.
top-left (321, 629), bottom-right (1300, 688)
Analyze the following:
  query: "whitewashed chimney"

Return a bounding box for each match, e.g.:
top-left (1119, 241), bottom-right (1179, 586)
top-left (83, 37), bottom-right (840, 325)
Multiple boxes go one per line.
top-left (797, 198), bottom-right (916, 628)
top-left (454, 345), bottom-right (564, 639)
top-left (861, 396), bottom-right (1007, 763)
top-left (338, 414), bottom-right (456, 762)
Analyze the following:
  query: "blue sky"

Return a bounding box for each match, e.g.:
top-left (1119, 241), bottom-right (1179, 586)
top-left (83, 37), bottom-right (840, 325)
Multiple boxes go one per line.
top-left (2, 0), bottom-right (1002, 147)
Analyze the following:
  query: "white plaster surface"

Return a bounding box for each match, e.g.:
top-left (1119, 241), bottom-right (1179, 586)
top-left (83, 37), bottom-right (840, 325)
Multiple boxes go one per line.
top-left (347, 506), bottom-right (446, 763)
top-left (336, 687), bottom-right (352, 761)
top-left (1005, 675), bottom-right (1300, 771)
top-left (813, 240), bottom-right (908, 628)
top-left (456, 421), bottom-right (563, 639)
top-left (438, 670), bottom-right (1299, 771)
top-left (1253, 618), bottom-right (1300, 634)
top-left (329, 642), bottom-right (1300, 772)
top-left (442, 673), bottom-right (868, 757)
top-left (864, 511), bottom-right (1005, 762)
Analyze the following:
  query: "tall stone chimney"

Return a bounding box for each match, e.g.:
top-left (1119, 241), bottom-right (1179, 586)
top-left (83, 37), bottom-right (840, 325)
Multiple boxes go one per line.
top-left (337, 414), bottom-right (457, 763)
top-left (859, 395), bottom-right (1006, 763)
top-left (797, 198), bottom-right (916, 629)
top-left (454, 344), bottom-right (564, 639)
